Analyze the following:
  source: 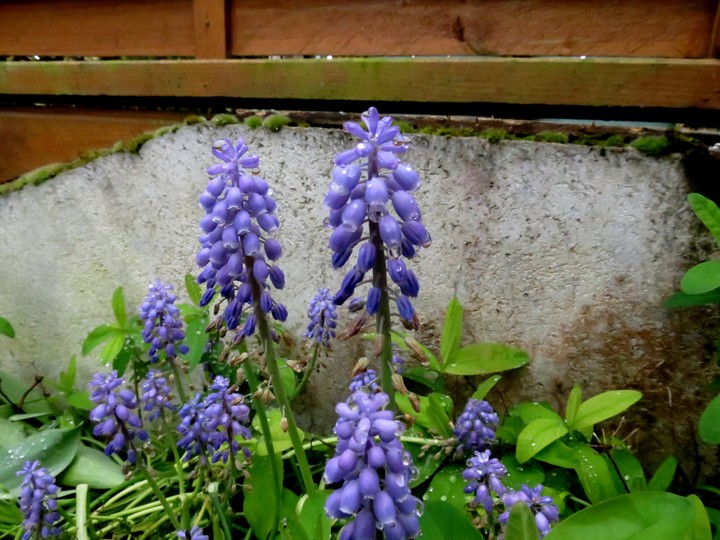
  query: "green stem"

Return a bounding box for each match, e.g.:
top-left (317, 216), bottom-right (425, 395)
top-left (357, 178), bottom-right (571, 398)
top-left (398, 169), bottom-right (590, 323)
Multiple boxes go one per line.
top-left (292, 341), bottom-right (320, 401)
top-left (209, 483), bottom-right (233, 540)
top-left (76, 484), bottom-right (89, 540)
top-left (168, 357), bottom-right (188, 404)
top-left (138, 465), bottom-right (182, 531)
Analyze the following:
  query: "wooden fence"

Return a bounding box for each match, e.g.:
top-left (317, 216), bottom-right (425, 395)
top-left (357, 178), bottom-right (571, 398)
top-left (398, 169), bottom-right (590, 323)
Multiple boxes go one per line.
top-left (1, 0), bottom-right (719, 182)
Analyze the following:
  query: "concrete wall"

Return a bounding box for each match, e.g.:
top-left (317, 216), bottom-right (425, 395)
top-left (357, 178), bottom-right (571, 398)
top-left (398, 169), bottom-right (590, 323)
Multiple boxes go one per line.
top-left (0, 122), bottom-right (712, 473)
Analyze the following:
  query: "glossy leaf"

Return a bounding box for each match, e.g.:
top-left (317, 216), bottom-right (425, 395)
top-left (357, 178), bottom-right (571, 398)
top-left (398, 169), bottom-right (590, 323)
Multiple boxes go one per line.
top-left (179, 318), bottom-right (209, 371)
top-left (544, 492), bottom-right (703, 540)
top-left (422, 464), bottom-right (467, 511)
top-left (0, 428), bottom-right (80, 496)
top-left (648, 456), bottom-right (678, 492)
top-left (111, 287), bottom-right (127, 328)
top-left (505, 501), bottom-right (541, 540)
top-left (689, 193), bottom-right (720, 245)
top-left (0, 317), bottom-right (14, 339)
top-left (570, 443), bottom-right (621, 504)
top-left (402, 366), bottom-right (444, 393)
top-left (664, 290), bottom-right (720, 309)
top-left (418, 501), bottom-right (484, 539)
top-left (534, 440), bottom-right (578, 469)
top-left (440, 297), bottom-right (464, 365)
top-left (700, 394), bottom-right (720, 444)
top-left (111, 338), bottom-right (133, 375)
top-left (564, 385), bottom-right (582, 426)
top-left (445, 343), bottom-right (528, 375)
top-left (0, 418), bottom-right (28, 448)
top-left (472, 375), bottom-right (502, 400)
top-left (681, 262), bottom-right (720, 295)
top-left (0, 369), bottom-right (51, 414)
top-left (605, 448), bottom-right (646, 493)
top-left (569, 390), bottom-right (642, 431)
top-left (98, 332), bottom-right (125, 366)
top-left (501, 454), bottom-right (545, 491)
top-left (509, 402), bottom-right (561, 425)
top-left (244, 454), bottom-right (282, 540)
top-left (278, 360), bottom-right (297, 401)
top-left (396, 392), bottom-right (453, 438)
top-left (298, 491), bottom-right (332, 540)
top-left (67, 391), bottom-right (94, 411)
top-left (251, 409), bottom-right (301, 455)
top-left (516, 418), bottom-right (569, 463)
top-left (57, 444), bottom-right (124, 489)
top-left (278, 489), bottom-right (309, 540)
top-left (81, 325), bottom-right (116, 356)
top-left (406, 442), bottom-right (444, 488)
top-left (57, 356), bottom-right (77, 394)
top-left (184, 273), bottom-right (202, 306)
top-left (686, 494), bottom-right (713, 540)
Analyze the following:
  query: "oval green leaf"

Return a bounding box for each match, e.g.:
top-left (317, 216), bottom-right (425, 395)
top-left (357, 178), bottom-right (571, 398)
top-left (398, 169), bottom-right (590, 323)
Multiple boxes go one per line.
top-left (569, 390), bottom-right (642, 431)
top-left (648, 456), bottom-right (677, 492)
top-left (501, 454), bottom-right (545, 491)
top-left (516, 418), bottom-right (569, 463)
top-left (57, 444), bottom-right (124, 489)
top-left (445, 343), bottom-right (528, 375)
top-left (422, 464), bottom-right (467, 511)
top-left (681, 261), bottom-right (720, 295)
top-left (472, 375), bottom-right (502, 400)
top-left (688, 193), bottom-right (720, 245)
top-left (81, 325), bottom-right (116, 356)
top-left (111, 287), bottom-right (127, 328)
top-left (0, 317), bottom-right (15, 339)
top-left (440, 297), bottom-right (464, 365)
top-left (418, 501), bottom-right (484, 539)
top-left (505, 501), bottom-right (541, 540)
top-left (699, 394), bottom-right (720, 444)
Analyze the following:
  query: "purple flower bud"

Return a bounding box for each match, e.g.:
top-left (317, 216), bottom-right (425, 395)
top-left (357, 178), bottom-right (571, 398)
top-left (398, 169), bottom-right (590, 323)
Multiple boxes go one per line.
top-left (365, 177), bottom-right (389, 222)
top-left (325, 182), bottom-right (351, 210)
top-left (401, 220), bottom-right (431, 248)
top-left (342, 199), bottom-right (368, 230)
top-left (17, 461), bottom-right (61, 540)
top-left (268, 266), bottom-right (285, 289)
top-left (329, 225), bottom-right (360, 254)
top-left (356, 243), bottom-right (376, 273)
top-left (393, 164), bottom-right (420, 191)
top-left (379, 215), bottom-right (402, 249)
top-left (395, 296), bottom-right (415, 321)
top-left (400, 269), bottom-right (420, 297)
top-left (366, 287), bottom-right (381, 315)
top-left (332, 248), bottom-right (353, 269)
top-left (333, 164), bottom-right (362, 191)
top-left (264, 238), bottom-right (282, 260)
top-left (387, 258), bottom-right (407, 285)
top-left (253, 258), bottom-right (269, 281)
top-left (392, 190), bottom-right (421, 222)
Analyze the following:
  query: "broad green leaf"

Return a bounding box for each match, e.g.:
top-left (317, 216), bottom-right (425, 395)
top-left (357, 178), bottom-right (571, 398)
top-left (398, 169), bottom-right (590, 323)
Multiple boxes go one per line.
top-left (401, 366), bottom-right (444, 393)
top-left (0, 418), bottom-right (28, 448)
top-left (497, 415), bottom-right (526, 445)
top-left (251, 408), bottom-right (301, 455)
top-left (569, 390), bottom-right (642, 431)
top-left (81, 325), bottom-right (116, 356)
top-left (418, 500), bottom-right (484, 539)
top-left (57, 356), bottom-right (77, 394)
top-left (445, 343), bottom-right (528, 375)
top-left (278, 360), bottom-right (297, 400)
top-left (298, 491), bottom-right (332, 540)
top-left (700, 394), bottom-right (720, 444)
top-left (278, 489), bottom-right (309, 540)
top-left (544, 492), bottom-right (699, 540)
top-left (648, 456), bottom-right (677, 492)
top-left (406, 443), bottom-right (444, 488)
top-left (689, 193), bottom-right (720, 245)
top-left (57, 444), bottom-right (124, 489)
top-left (8, 412), bottom-right (51, 422)
top-left (534, 440), bottom-right (578, 469)
top-left (67, 391), bottom-right (94, 411)
top-left (244, 454), bottom-right (282, 540)
top-left (422, 464), bottom-right (467, 511)
top-left (0, 428), bottom-right (80, 496)
top-left (110, 338), bottom-right (133, 375)
top-left (570, 443), bottom-right (622, 504)
top-left (0, 370), bottom-right (51, 414)
top-left (472, 375), bottom-right (502, 400)
top-left (184, 273), bottom-right (202, 306)
top-left (704, 507), bottom-right (720, 540)
top-left (179, 318), bottom-right (209, 372)
top-left (517, 418), bottom-right (569, 463)
top-left (111, 287), bottom-right (127, 328)
top-left (543, 468), bottom-right (572, 492)
top-left (440, 297), bottom-right (464, 364)
top-left (664, 290), bottom-right (720, 309)
top-left (564, 385), bottom-right (582, 425)
top-left (99, 332), bottom-right (126, 366)
top-left (681, 262), bottom-right (720, 295)
top-left (686, 494), bottom-right (713, 540)
top-left (0, 317), bottom-right (14, 339)
top-left (605, 448), bottom-right (646, 492)
top-left (501, 454), bottom-right (545, 491)
top-left (396, 392), bottom-right (453, 438)
top-left (505, 501), bottom-right (541, 540)
top-left (509, 402), bottom-right (562, 425)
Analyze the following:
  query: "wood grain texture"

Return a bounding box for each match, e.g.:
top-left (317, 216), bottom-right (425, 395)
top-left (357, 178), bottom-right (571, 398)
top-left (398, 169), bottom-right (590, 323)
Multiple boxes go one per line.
top-left (0, 0), bottom-right (195, 57)
top-left (1, 57), bottom-right (718, 109)
top-left (229, 0), bottom-right (717, 58)
top-left (194, 0), bottom-right (228, 58)
top-left (0, 108), bottom-right (187, 182)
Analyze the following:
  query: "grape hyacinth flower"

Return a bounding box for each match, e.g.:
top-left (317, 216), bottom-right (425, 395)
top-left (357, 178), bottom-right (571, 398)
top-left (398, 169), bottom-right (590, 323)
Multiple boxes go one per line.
top-left (17, 461), bottom-right (61, 540)
top-left (89, 371), bottom-right (148, 464)
top-left (305, 287), bottom-right (338, 348)
top-left (462, 449), bottom-right (507, 513)
top-left (499, 484), bottom-right (560, 538)
top-left (454, 398), bottom-right (499, 455)
top-left (325, 107), bottom-right (429, 328)
top-left (177, 526), bottom-right (208, 540)
top-left (349, 369), bottom-right (380, 393)
top-left (177, 393), bottom-right (211, 463)
top-left (139, 279), bottom-right (189, 362)
top-left (324, 389), bottom-right (422, 539)
top-left (195, 138), bottom-right (288, 339)
top-left (140, 369), bottom-right (176, 422)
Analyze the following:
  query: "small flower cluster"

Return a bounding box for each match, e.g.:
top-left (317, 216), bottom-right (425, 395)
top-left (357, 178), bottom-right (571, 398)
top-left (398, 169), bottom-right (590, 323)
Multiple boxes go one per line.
top-left (453, 398), bottom-right (499, 454)
top-left (177, 376), bottom-right (251, 464)
top-left (89, 371), bottom-right (148, 464)
top-left (17, 461), bottom-right (61, 540)
top-left (177, 526), bottom-right (208, 540)
top-left (140, 369), bottom-right (176, 421)
top-left (324, 388), bottom-right (421, 539)
top-left (462, 449), bottom-right (507, 513)
top-left (304, 288), bottom-right (338, 348)
top-left (196, 138), bottom-right (288, 338)
top-left (324, 108), bottom-right (429, 327)
top-left (349, 369), bottom-right (380, 393)
top-left (139, 279), bottom-right (189, 362)
top-left (499, 484), bottom-right (559, 538)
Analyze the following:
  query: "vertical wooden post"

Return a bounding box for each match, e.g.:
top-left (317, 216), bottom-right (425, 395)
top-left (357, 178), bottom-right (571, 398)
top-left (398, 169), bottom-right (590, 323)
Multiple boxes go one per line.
top-left (708, 0), bottom-right (720, 57)
top-left (193, 0), bottom-right (228, 59)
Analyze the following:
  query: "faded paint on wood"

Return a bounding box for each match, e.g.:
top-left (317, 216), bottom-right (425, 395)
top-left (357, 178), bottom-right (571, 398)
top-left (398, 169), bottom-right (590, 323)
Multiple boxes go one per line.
top-left (1, 58), bottom-right (718, 109)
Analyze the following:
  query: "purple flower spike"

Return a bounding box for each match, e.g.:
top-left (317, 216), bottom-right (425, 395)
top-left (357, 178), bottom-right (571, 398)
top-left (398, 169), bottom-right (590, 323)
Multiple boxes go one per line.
top-left (454, 399), bottom-right (499, 454)
top-left (305, 288), bottom-right (338, 348)
top-left (17, 461), bottom-right (61, 540)
top-left (499, 484), bottom-right (560, 538)
top-left (139, 279), bottom-right (189, 363)
top-left (141, 369), bottom-right (176, 422)
top-left (462, 449), bottom-right (507, 513)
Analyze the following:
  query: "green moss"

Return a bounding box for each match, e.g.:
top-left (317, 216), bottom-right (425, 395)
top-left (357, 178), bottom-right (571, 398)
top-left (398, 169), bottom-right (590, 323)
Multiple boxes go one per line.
top-left (630, 135), bottom-right (670, 156)
top-left (153, 125), bottom-right (178, 138)
top-left (533, 131), bottom-right (569, 144)
top-left (599, 134), bottom-right (625, 147)
top-left (211, 113), bottom-right (240, 126)
top-left (122, 132), bottom-right (155, 154)
top-left (480, 128), bottom-right (511, 144)
top-left (418, 126), bottom-right (436, 135)
top-left (395, 120), bottom-right (417, 134)
top-left (262, 114), bottom-right (291, 132)
top-left (0, 162), bottom-right (79, 196)
top-left (244, 115), bottom-right (263, 129)
top-left (182, 115), bottom-right (207, 126)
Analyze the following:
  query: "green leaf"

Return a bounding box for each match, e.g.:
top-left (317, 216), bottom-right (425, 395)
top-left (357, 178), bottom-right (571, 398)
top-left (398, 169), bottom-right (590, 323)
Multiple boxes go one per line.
top-left (0, 370), bottom-right (51, 414)
top-left (244, 454), bottom-right (282, 540)
top-left (517, 418), bottom-right (569, 463)
top-left (445, 342), bottom-right (529, 375)
top-left (67, 391), bottom-right (94, 411)
top-left (396, 392), bottom-right (453, 438)
top-left (278, 360), bottom-right (297, 401)
top-left (509, 402), bottom-right (562, 424)
top-left (251, 409), bottom-right (301, 455)
top-left (648, 456), bottom-right (678, 492)
top-left (682, 262), bottom-right (720, 295)
top-left (0, 418), bottom-right (28, 448)
top-left (99, 332), bottom-right (126, 366)
top-left (179, 318), bottom-right (209, 372)
top-left (418, 500), bottom-right (484, 539)
top-left (471, 375), bottom-right (502, 400)
top-left (689, 193), bottom-right (720, 245)
top-left (298, 491), bottom-right (332, 540)
top-left (0, 317), bottom-right (14, 339)
top-left (277, 489), bottom-right (309, 540)
top-left (533, 440), bottom-right (579, 469)
top-left (570, 443), bottom-right (622, 504)
top-left (700, 394), bottom-right (720, 444)
top-left (606, 448), bottom-right (646, 492)
top-left (440, 297), bottom-right (464, 365)
top-left (0, 428), bottom-right (80, 496)
top-left (57, 356), bottom-right (77, 394)
top-left (569, 390), bottom-right (642, 432)
top-left (57, 444), bottom-right (124, 489)
top-left (82, 325), bottom-right (116, 356)
top-left (422, 464), bottom-right (467, 511)
top-left (501, 454), bottom-right (545, 491)
top-left (184, 273), bottom-right (202, 306)
top-left (685, 494), bottom-right (713, 540)
top-left (406, 442), bottom-right (444, 488)
top-left (401, 367), bottom-right (444, 393)
top-left (544, 492), bottom-right (700, 540)
top-left (111, 287), bottom-right (127, 328)
top-left (110, 338), bottom-right (133, 375)
top-left (564, 385), bottom-right (582, 425)
top-left (505, 501), bottom-right (541, 540)
top-left (664, 290), bottom-right (720, 309)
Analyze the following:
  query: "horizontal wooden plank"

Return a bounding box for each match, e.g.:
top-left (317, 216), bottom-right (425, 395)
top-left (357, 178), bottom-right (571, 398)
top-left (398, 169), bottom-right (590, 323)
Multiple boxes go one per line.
top-left (230, 0), bottom-right (717, 58)
top-left (0, 108), bottom-right (188, 182)
top-left (0, 0), bottom-right (195, 57)
top-left (0, 57), bottom-right (718, 109)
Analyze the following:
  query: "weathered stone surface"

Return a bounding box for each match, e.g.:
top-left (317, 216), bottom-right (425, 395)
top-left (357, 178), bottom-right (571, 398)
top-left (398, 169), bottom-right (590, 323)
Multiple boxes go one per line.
top-left (0, 123), bottom-right (713, 476)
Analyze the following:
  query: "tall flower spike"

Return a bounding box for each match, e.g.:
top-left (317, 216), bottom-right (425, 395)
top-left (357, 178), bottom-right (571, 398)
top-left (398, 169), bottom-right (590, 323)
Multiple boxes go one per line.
top-left (202, 376), bottom-right (252, 464)
top-left (17, 461), bottom-right (61, 540)
top-left (196, 138), bottom-right (288, 338)
top-left (324, 389), bottom-right (422, 539)
top-left (304, 288), bottom-right (338, 348)
top-left (140, 369), bottom-right (176, 422)
top-left (462, 449), bottom-right (507, 513)
top-left (139, 279), bottom-right (189, 362)
top-left (177, 393), bottom-right (211, 463)
top-left (454, 398), bottom-right (499, 455)
top-left (499, 484), bottom-right (560, 538)
top-left (89, 371), bottom-right (148, 464)
top-left (325, 107), bottom-right (429, 328)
